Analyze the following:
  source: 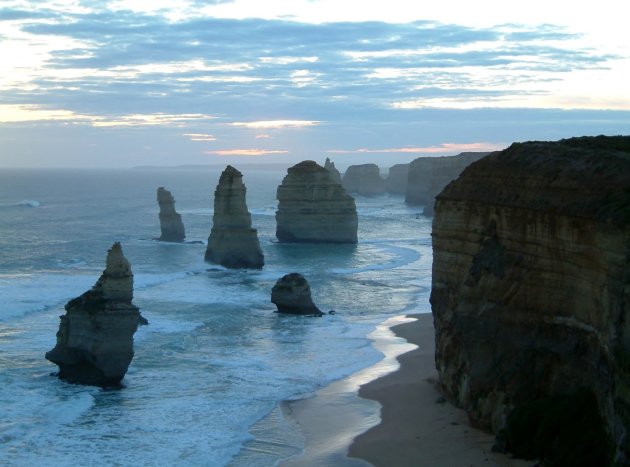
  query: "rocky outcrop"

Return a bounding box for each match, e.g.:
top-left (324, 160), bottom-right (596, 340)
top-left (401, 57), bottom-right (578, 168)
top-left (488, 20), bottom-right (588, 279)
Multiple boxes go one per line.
top-left (405, 152), bottom-right (489, 210)
top-left (276, 161), bottom-right (358, 243)
top-left (342, 164), bottom-right (385, 196)
top-left (431, 136), bottom-right (630, 464)
top-left (324, 157), bottom-right (342, 183)
top-left (157, 187), bottom-right (185, 242)
top-left (205, 165), bottom-right (264, 269)
top-left (271, 273), bottom-right (322, 316)
top-left (385, 163), bottom-right (409, 194)
top-left (45, 242), bottom-right (141, 387)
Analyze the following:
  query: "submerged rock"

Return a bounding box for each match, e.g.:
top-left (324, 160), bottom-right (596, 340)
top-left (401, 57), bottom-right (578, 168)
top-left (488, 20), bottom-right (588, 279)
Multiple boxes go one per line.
top-left (157, 187), bottom-right (186, 242)
top-left (271, 273), bottom-right (322, 316)
top-left (45, 242), bottom-right (141, 387)
top-left (324, 157), bottom-right (342, 183)
top-left (276, 160), bottom-right (358, 243)
top-left (342, 163), bottom-right (385, 196)
top-left (431, 136), bottom-right (630, 464)
top-left (205, 165), bottom-right (264, 269)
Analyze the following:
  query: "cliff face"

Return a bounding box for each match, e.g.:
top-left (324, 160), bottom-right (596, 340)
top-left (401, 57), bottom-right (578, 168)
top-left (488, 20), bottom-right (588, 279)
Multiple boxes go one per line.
top-left (342, 163), bottom-right (386, 196)
top-left (385, 163), bottom-right (409, 195)
top-left (45, 242), bottom-right (140, 387)
top-left (405, 152), bottom-right (489, 208)
top-left (276, 160), bottom-right (358, 243)
top-left (157, 187), bottom-right (186, 242)
top-left (431, 136), bottom-right (630, 463)
top-left (205, 165), bottom-right (264, 269)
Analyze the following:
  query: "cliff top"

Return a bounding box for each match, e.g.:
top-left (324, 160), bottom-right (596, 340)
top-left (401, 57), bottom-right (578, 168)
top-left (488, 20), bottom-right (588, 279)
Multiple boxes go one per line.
top-left (439, 135), bottom-right (630, 226)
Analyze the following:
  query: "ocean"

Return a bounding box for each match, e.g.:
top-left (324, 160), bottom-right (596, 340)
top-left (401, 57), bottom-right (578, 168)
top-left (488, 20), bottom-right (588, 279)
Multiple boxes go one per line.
top-left (0, 166), bottom-right (433, 466)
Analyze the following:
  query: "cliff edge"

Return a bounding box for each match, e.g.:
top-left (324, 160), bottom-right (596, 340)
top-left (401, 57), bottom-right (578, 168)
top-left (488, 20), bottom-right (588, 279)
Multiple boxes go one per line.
top-left (431, 136), bottom-right (630, 464)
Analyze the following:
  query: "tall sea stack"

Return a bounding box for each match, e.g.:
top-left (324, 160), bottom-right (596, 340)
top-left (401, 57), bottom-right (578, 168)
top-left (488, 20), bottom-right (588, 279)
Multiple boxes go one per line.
top-left (276, 160), bottom-right (358, 243)
top-left (45, 242), bottom-right (141, 387)
top-left (431, 136), bottom-right (630, 464)
top-left (205, 165), bottom-right (264, 269)
top-left (157, 187), bottom-right (185, 242)
top-left (324, 157), bottom-right (342, 183)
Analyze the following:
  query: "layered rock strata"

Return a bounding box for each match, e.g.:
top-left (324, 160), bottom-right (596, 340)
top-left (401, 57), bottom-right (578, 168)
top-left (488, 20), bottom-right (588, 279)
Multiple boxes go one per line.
top-left (276, 161), bottom-right (358, 243)
top-left (342, 163), bottom-right (385, 196)
top-left (385, 163), bottom-right (409, 195)
top-left (324, 157), bottom-right (342, 183)
top-left (45, 242), bottom-right (141, 387)
top-left (271, 273), bottom-right (322, 315)
top-left (205, 165), bottom-right (264, 269)
top-left (157, 186), bottom-right (186, 242)
top-left (405, 152), bottom-right (489, 209)
top-left (431, 136), bottom-right (630, 464)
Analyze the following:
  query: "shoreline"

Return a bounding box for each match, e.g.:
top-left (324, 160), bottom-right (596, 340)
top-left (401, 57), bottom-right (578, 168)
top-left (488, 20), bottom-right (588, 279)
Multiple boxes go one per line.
top-left (277, 313), bottom-right (530, 466)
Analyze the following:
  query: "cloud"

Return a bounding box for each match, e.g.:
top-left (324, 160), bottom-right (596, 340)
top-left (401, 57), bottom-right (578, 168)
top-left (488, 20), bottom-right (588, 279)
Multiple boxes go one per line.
top-left (327, 142), bottom-right (506, 154)
top-left (184, 132), bottom-right (217, 141)
top-left (230, 120), bottom-right (321, 129)
top-left (205, 149), bottom-right (289, 156)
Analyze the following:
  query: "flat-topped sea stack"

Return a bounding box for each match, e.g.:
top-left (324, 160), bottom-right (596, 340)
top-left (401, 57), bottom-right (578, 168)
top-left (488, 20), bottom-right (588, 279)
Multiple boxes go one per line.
top-left (276, 160), bottom-right (358, 243)
top-left (342, 163), bottom-right (385, 196)
top-left (157, 186), bottom-right (185, 242)
top-left (324, 157), bottom-right (342, 183)
top-left (271, 273), bottom-right (323, 316)
top-left (45, 242), bottom-right (141, 387)
top-left (405, 152), bottom-right (489, 208)
top-left (431, 136), bottom-right (630, 464)
top-left (205, 166), bottom-right (264, 269)
top-left (385, 163), bottom-right (409, 194)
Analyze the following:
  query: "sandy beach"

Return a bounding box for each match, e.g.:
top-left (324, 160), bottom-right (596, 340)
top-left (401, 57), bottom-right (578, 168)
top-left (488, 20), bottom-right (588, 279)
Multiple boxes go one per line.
top-left (281, 313), bottom-right (531, 466)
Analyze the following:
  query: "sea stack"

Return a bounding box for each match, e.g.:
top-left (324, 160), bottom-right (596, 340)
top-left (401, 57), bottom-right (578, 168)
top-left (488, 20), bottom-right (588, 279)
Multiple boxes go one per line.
top-left (384, 163), bottom-right (409, 195)
top-left (157, 187), bottom-right (186, 242)
top-left (45, 242), bottom-right (141, 387)
top-left (405, 152), bottom-right (489, 209)
top-left (431, 136), bottom-right (630, 465)
top-left (271, 273), bottom-right (322, 316)
top-left (342, 163), bottom-right (385, 196)
top-left (324, 157), bottom-right (342, 183)
top-left (276, 160), bottom-right (358, 243)
top-left (205, 165), bottom-right (264, 269)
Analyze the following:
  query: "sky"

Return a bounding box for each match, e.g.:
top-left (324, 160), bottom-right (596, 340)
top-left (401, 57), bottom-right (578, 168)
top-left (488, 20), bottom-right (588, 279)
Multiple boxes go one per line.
top-left (1, 0), bottom-right (629, 169)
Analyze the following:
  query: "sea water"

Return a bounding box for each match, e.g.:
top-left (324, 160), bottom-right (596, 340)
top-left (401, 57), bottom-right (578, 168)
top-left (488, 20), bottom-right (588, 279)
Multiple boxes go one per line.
top-left (0, 167), bottom-right (433, 466)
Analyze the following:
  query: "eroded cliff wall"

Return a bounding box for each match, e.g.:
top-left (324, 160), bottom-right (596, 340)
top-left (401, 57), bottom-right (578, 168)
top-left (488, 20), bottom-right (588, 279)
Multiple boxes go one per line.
top-left (431, 136), bottom-right (630, 463)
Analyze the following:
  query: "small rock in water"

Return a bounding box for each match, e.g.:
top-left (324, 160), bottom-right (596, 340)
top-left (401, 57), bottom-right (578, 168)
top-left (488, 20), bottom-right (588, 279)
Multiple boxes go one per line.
top-left (271, 273), bottom-right (323, 316)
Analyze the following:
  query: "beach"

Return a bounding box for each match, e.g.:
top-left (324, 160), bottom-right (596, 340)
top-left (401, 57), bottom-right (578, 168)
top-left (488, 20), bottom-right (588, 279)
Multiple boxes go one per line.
top-left (281, 313), bottom-right (531, 466)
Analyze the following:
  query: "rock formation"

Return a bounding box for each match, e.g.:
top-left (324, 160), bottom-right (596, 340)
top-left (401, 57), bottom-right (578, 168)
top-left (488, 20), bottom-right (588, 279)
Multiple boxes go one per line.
top-left (405, 152), bottom-right (489, 210)
top-left (276, 160), bottom-right (358, 243)
top-left (431, 136), bottom-right (630, 464)
top-left (45, 242), bottom-right (141, 387)
top-left (157, 187), bottom-right (185, 242)
top-left (342, 163), bottom-right (385, 196)
top-left (384, 163), bottom-right (409, 195)
top-left (324, 157), bottom-right (342, 183)
top-left (271, 273), bottom-right (323, 316)
top-left (205, 165), bottom-right (264, 269)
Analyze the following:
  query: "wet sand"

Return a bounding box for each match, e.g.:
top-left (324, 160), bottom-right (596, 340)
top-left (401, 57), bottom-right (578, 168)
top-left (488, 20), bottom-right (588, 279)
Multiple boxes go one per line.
top-left (281, 313), bottom-right (530, 466)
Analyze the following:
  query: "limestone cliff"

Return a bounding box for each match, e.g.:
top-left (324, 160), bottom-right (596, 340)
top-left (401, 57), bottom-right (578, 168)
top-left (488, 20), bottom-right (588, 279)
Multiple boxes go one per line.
top-left (276, 161), bottom-right (358, 243)
top-left (271, 273), bottom-right (322, 315)
top-left (405, 152), bottom-right (489, 209)
top-left (431, 136), bottom-right (630, 464)
top-left (157, 187), bottom-right (186, 242)
top-left (342, 163), bottom-right (385, 196)
top-left (324, 157), bottom-right (342, 183)
top-left (205, 165), bottom-right (264, 269)
top-left (45, 242), bottom-right (141, 387)
top-left (385, 163), bottom-right (409, 195)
